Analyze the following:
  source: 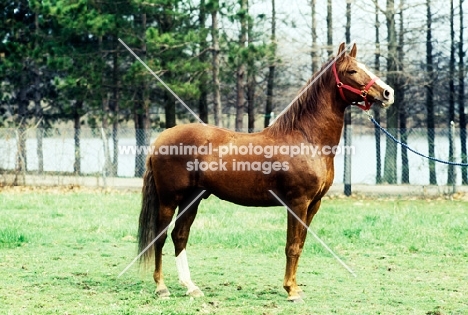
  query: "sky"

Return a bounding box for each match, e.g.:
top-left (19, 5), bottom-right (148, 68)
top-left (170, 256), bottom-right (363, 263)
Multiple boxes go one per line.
top-left (249, 0), bottom-right (466, 81)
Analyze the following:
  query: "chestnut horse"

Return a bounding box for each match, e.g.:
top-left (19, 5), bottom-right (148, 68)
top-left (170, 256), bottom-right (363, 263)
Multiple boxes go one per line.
top-left (137, 43), bottom-right (394, 302)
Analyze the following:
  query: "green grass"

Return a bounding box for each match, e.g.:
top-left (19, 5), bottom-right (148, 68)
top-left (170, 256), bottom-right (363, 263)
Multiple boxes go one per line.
top-left (0, 188), bottom-right (467, 314)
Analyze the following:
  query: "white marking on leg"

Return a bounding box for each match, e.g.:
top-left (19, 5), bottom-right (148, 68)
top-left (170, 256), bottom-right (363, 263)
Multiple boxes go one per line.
top-left (176, 249), bottom-right (202, 295)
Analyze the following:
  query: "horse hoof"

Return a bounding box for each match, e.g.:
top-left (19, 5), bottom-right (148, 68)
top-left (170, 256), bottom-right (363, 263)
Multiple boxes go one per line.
top-left (298, 291), bottom-right (306, 299)
top-left (157, 288), bottom-right (171, 299)
top-left (187, 288), bottom-right (204, 298)
top-left (287, 296), bottom-right (304, 303)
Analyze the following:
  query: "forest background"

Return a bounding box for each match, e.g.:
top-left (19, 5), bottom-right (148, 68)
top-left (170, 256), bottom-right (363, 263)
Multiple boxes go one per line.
top-left (1, 0), bottom-right (467, 185)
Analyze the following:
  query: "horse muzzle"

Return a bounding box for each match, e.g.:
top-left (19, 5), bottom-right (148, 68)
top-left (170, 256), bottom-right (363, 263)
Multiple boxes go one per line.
top-left (379, 87), bottom-right (395, 108)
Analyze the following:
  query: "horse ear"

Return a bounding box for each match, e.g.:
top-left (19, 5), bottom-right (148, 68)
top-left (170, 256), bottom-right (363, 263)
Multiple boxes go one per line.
top-left (349, 43), bottom-right (357, 58)
top-left (336, 42), bottom-right (346, 60)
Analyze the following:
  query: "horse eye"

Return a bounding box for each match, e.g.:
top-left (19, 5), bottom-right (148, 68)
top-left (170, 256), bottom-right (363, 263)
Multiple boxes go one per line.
top-left (347, 70), bottom-right (357, 75)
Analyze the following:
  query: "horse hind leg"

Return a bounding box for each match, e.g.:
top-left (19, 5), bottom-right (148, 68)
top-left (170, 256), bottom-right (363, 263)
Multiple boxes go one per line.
top-left (153, 203), bottom-right (177, 299)
top-left (138, 165), bottom-right (175, 299)
top-left (171, 193), bottom-right (204, 298)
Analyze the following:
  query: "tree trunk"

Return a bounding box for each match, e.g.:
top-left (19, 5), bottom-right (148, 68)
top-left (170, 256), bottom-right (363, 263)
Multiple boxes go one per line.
top-left (111, 35), bottom-right (120, 177)
top-left (426, 0), bottom-right (437, 185)
top-left (211, 2), bottom-right (222, 127)
top-left (398, 0), bottom-right (409, 184)
top-left (383, 0), bottom-right (398, 184)
top-left (16, 70), bottom-right (28, 176)
top-left (100, 35), bottom-right (112, 177)
top-left (374, 0), bottom-right (382, 184)
top-left (154, 9), bottom-right (176, 129)
top-left (310, 0), bottom-right (318, 74)
top-left (34, 12), bottom-right (43, 175)
top-left (34, 75), bottom-right (43, 175)
top-left (246, 50), bottom-right (255, 133)
top-left (247, 1), bottom-right (255, 132)
top-left (345, 1), bottom-right (351, 44)
top-left (326, 0), bottom-right (333, 57)
top-left (447, 0), bottom-right (455, 185)
top-left (235, 0), bottom-right (247, 131)
top-left (73, 100), bottom-right (82, 175)
top-left (198, 76), bottom-right (208, 125)
top-left (134, 13), bottom-right (149, 178)
top-left (459, 0), bottom-right (467, 184)
top-left (343, 0), bottom-right (352, 196)
top-left (264, 0), bottom-right (276, 128)
top-left (165, 93), bottom-right (176, 128)
top-left (247, 77), bottom-right (255, 132)
top-left (198, 0), bottom-right (209, 124)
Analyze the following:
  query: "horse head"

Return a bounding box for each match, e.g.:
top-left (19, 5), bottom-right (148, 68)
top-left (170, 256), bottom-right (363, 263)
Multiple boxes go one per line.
top-left (333, 42), bottom-right (394, 111)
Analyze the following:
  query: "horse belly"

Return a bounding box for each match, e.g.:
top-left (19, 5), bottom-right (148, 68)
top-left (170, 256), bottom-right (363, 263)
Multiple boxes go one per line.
top-left (201, 170), bottom-right (280, 207)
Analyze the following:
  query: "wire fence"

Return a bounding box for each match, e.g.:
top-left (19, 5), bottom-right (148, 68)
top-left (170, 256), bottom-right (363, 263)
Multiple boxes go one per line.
top-left (0, 126), bottom-right (467, 188)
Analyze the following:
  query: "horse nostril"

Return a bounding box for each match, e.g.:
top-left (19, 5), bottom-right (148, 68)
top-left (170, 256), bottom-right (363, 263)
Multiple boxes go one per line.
top-left (383, 89), bottom-right (392, 100)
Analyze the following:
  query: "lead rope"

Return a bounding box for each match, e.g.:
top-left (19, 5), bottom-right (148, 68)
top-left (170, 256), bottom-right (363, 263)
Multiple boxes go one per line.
top-left (364, 111), bottom-right (468, 167)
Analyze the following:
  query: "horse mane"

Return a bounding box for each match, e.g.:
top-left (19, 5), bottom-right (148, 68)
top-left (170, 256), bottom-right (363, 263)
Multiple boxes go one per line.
top-left (266, 56), bottom-right (351, 140)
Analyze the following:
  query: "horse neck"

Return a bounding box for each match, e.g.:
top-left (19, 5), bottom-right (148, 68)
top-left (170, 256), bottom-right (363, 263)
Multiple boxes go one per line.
top-left (266, 82), bottom-right (346, 147)
top-left (301, 90), bottom-right (345, 145)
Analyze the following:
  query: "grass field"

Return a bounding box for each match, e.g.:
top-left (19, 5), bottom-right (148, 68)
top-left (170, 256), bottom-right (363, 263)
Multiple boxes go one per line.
top-left (0, 187), bottom-right (467, 315)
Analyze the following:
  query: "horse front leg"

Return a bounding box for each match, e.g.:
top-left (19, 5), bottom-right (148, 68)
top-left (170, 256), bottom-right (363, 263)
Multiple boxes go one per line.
top-left (283, 200), bottom-right (322, 302)
top-left (283, 203), bottom-right (308, 302)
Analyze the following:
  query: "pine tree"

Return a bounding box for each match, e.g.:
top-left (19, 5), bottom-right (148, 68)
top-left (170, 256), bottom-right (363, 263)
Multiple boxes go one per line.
top-left (0, 1), bottom-right (39, 178)
top-left (209, 0), bottom-right (222, 127)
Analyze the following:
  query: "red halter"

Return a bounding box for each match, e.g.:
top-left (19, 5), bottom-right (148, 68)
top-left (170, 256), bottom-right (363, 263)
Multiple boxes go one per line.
top-left (332, 62), bottom-right (379, 111)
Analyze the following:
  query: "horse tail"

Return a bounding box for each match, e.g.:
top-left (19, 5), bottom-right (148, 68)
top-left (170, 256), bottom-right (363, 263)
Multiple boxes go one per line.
top-left (138, 157), bottom-right (159, 267)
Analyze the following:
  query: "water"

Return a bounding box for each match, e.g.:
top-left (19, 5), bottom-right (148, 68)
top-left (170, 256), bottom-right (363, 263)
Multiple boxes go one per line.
top-left (335, 132), bottom-right (464, 185)
top-left (0, 129), bottom-right (465, 185)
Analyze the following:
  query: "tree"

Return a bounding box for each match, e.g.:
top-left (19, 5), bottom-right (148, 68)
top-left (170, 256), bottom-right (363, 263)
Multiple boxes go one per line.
top-left (133, 13), bottom-right (149, 178)
top-left (0, 0), bottom-right (35, 177)
top-left (98, 34), bottom-right (112, 177)
top-left (246, 9), bottom-right (255, 132)
top-left (235, 0), bottom-right (248, 131)
top-left (397, 0), bottom-right (408, 184)
top-left (343, 0), bottom-right (352, 196)
top-left (447, 0), bottom-right (456, 185)
top-left (383, 0), bottom-right (399, 184)
top-left (1, 1), bottom-right (59, 177)
top-left (46, 0), bottom-right (131, 176)
top-left (198, 0), bottom-right (209, 124)
top-left (210, 0), bottom-right (222, 127)
top-left (244, 4), bottom-right (268, 132)
top-left (53, 33), bottom-right (96, 176)
top-left (310, 0), bottom-right (318, 74)
top-left (426, 0), bottom-right (437, 185)
top-left (110, 35), bottom-right (121, 177)
top-left (326, 0), bottom-right (333, 57)
top-left (373, 0), bottom-right (382, 184)
top-left (152, 6), bottom-right (174, 129)
top-left (459, 0), bottom-right (467, 184)
top-left (32, 8), bottom-right (44, 174)
top-left (264, 0), bottom-right (276, 128)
